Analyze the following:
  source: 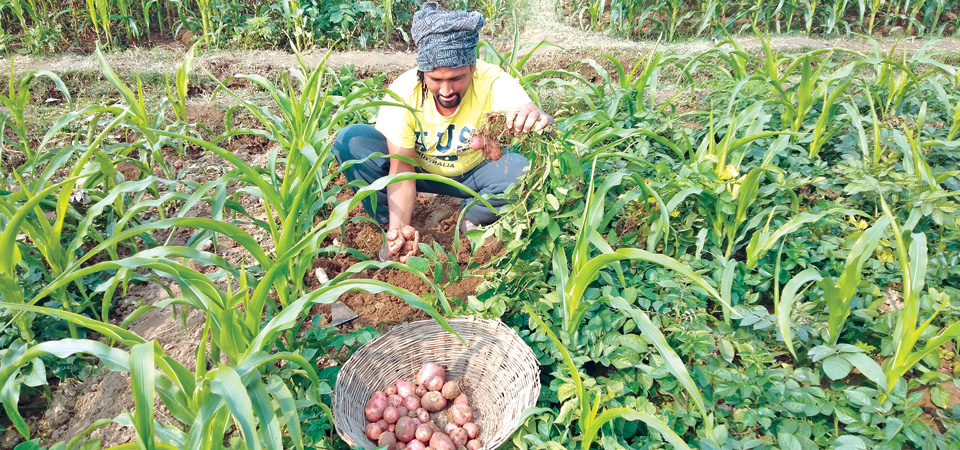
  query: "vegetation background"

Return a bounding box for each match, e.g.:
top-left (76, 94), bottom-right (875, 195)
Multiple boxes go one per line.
top-left (2, 0), bottom-right (960, 450)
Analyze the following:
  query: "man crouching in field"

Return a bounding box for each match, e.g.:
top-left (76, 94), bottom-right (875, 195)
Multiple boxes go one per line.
top-left (333, 1), bottom-right (554, 263)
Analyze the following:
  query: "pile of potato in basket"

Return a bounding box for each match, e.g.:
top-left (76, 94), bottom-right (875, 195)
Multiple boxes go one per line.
top-left (363, 363), bottom-right (482, 450)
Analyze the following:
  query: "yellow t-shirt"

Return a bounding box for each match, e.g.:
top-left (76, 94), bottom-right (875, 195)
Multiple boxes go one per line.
top-left (375, 60), bottom-right (532, 177)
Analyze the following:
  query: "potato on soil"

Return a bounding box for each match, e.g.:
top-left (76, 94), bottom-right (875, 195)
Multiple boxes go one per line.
top-left (421, 391), bottom-right (447, 412)
top-left (441, 380), bottom-right (460, 399)
top-left (417, 363), bottom-right (446, 386)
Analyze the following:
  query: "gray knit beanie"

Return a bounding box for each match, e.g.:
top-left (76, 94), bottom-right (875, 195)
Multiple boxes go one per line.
top-left (412, 2), bottom-right (484, 72)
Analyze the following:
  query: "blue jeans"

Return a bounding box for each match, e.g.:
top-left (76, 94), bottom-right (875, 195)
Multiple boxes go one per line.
top-left (333, 124), bottom-right (529, 226)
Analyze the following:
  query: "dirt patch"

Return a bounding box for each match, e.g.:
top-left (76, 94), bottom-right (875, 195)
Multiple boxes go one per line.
top-left (308, 192), bottom-right (499, 331)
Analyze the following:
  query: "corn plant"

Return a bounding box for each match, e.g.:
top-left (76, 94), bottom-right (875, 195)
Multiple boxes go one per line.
top-left (525, 307), bottom-right (692, 450)
top-left (878, 194), bottom-right (960, 396)
top-left (0, 268), bottom-right (444, 447)
top-left (0, 60), bottom-right (72, 162)
top-left (819, 216), bottom-right (890, 345)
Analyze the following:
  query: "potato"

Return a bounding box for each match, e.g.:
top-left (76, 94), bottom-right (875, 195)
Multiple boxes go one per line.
top-left (366, 396), bottom-right (387, 421)
top-left (366, 422), bottom-right (385, 441)
top-left (430, 432), bottom-right (456, 450)
top-left (415, 422), bottom-right (435, 443)
top-left (377, 419), bottom-right (388, 429)
top-left (453, 393), bottom-right (469, 407)
top-left (384, 406), bottom-right (400, 424)
top-left (407, 440), bottom-right (427, 450)
top-left (396, 417), bottom-right (417, 443)
top-left (432, 408), bottom-right (449, 429)
top-left (441, 381), bottom-right (460, 400)
top-left (397, 379), bottom-right (416, 398)
top-left (449, 428), bottom-right (468, 447)
top-left (462, 423), bottom-right (479, 440)
top-left (417, 363), bottom-right (446, 386)
top-left (444, 423), bottom-right (458, 435)
top-left (456, 446), bottom-right (467, 450)
top-left (403, 395), bottom-right (421, 411)
top-left (416, 407), bottom-right (430, 423)
top-left (397, 406), bottom-right (409, 418)
top-left (449, 404), bottom-right (472, 426)
top-left (421, 391), bottom-right (447, 412)
top-left (388, 424), bottom-right (395, 433)
top-left (379, 431), bottom-right (397, 450)
top-left (386, 385), bottom-right (398, 396)
top-left (416, 384), bottom-right (428, 397)
top-left (426, 376), bottom-right (444, 392)
top-left (466, 441), bottom-right (481, 450)
top-left (388, 394), bottom-right (404, 408)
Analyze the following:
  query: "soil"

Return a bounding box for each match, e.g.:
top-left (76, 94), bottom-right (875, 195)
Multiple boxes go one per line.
top-left (3, 0), bottom-right (960, 447)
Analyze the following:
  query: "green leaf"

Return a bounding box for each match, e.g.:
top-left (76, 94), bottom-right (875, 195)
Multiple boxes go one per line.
top-left (822, 355), bottom-right (852, 380)
top-left (778, 432), bottom-right (803, 450)
top-left (610, 298), bottom-right (713, 435)
top-left (719, 339), bottom-right (735, 364)
top-left (405, 256), bottom-right (431, 273)
top-left (930, 383), bottom-right (950, 409)
top-left (209, 367), bottom-right (261, 450)
top-left (844, 353), bottom-right (886, 391)
top-left (778, 268), bottom-right (822, 359)
top-left (130, 342), bottom-right (156, 450)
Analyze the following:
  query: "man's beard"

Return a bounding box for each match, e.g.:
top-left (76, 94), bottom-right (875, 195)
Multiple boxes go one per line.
top-left (435, 93), bottom-right (462, 109)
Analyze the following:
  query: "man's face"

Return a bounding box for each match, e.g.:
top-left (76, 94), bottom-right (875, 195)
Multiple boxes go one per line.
top-left (424, 65), bottom-right (475, 111)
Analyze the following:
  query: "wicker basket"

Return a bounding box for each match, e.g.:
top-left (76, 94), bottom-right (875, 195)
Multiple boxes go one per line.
top-left (332, 318), bottom-right (541, 449)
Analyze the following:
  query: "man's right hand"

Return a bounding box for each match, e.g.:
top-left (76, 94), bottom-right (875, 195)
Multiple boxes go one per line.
top-left (385, 225), bottom-right (420, 263)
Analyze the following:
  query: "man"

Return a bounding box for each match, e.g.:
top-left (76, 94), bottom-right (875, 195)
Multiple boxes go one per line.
top-left (333, 2), bottom-right (554, 263)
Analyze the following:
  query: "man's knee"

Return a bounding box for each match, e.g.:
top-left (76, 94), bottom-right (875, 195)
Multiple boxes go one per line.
top-left (333, 124), bottom-right (364, 164)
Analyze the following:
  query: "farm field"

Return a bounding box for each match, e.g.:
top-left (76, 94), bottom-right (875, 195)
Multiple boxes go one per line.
top-left (2, 0), bottom-right (960, 449)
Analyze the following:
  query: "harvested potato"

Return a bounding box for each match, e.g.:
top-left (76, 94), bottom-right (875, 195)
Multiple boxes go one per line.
top-left (397, 379), bottom-right (416, 398)
top-left (462, 422), bottom-right (479, 440)
top-left (378, 431), bottom-right (397, 450)
top-left (366, 392), bottom-right (388, 422)
top-left (441, 381), bottom-right (460, 400)
top-left (421, 391), bottom-right (447, 412)
top-left (449, 404), bottom-right (472, 426)
top-left (449, 428), bottom-right (468, 447)
top-left (396, 417), bottom-right (417, 443)
top-left (429, 432), bottom-right (455, 450)
top-left (417, 363), bottom-right (445, 387)
top-left (366, 422), bottom-right (385, 441)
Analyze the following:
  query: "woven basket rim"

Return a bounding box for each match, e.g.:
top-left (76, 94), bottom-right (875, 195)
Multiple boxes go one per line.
top-left (331, 317), bottom-right (541, 450)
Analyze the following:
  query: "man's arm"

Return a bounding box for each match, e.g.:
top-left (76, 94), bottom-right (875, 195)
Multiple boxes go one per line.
top-left (384, 140), bottom-right (420, 262)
